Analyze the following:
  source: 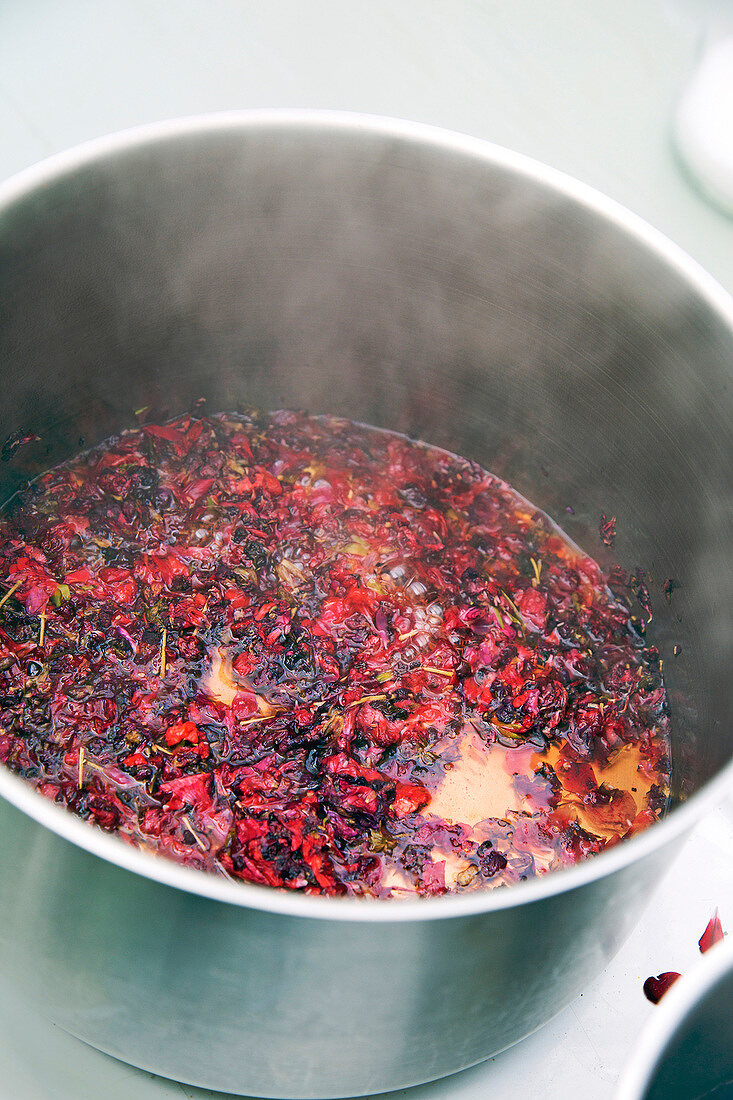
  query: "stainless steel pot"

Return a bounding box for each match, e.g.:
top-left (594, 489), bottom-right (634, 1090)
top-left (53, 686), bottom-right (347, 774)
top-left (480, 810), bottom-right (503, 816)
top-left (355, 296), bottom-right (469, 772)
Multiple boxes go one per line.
top-left (0, 112), bottom-right (731, 1099)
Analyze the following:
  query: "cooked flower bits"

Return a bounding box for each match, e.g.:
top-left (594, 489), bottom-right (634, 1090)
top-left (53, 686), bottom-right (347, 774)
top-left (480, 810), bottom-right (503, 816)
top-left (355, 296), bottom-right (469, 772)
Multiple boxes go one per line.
top-left (0, 411), bottom-right (670, 896)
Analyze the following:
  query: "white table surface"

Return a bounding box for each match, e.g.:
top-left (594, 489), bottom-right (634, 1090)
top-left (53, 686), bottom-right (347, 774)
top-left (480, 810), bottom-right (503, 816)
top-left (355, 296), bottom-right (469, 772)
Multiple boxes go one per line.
top-left (1, 2), bottom-right (732, 1098)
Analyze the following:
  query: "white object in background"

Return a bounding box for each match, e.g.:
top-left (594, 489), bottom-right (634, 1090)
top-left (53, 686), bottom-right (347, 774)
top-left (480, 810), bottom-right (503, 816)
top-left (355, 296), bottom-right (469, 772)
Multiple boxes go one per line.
top-left (615, 938), bottom-right (733, 1100)
top-left (674, 34), bottom-right (733, 215)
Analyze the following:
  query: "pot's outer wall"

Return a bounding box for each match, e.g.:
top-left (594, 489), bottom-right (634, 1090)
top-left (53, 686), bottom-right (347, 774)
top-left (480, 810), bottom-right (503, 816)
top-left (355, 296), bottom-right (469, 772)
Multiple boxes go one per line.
top-left (0, 118), bottom-right (731, 1096)
top-left (0, 795), bottom-right (673, 1098)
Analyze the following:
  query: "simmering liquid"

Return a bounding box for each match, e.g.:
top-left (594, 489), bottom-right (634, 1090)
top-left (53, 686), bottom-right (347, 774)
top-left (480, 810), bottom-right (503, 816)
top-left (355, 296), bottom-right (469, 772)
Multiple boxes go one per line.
top-left (0, 411), bottom-right (670, 896)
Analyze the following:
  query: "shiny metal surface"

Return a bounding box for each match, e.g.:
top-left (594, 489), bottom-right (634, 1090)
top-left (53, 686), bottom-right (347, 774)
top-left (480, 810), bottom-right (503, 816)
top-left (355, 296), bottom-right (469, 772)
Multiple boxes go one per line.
top-left (0, 112), bottom-right (731, 1098)
top-left (616, 939), bottom-right (733, 1100)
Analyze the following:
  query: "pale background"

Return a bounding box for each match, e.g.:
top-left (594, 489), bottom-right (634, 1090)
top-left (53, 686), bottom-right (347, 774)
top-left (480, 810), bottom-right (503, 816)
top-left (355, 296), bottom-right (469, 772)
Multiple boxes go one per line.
top-left (1, 2), bottom-right (732, 1098)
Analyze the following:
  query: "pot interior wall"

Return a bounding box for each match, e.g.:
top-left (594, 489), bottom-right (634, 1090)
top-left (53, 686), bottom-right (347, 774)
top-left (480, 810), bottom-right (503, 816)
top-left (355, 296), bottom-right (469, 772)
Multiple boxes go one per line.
top-left (1, 123), bottom-right (731, 798)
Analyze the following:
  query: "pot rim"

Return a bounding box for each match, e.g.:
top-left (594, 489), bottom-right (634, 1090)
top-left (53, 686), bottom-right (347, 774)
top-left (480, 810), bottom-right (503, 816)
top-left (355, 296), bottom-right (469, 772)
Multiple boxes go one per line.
top-left (614, 937), bottom-right (733, 1100)
top-left (0, 107), bottom-right (731, 923)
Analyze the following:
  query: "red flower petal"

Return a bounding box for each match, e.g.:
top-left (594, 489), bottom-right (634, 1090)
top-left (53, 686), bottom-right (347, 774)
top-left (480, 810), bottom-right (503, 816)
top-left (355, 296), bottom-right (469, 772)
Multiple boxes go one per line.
top-left (393, 781), bottom-right (429, 817)
top-left (699, 908), bottom-right (725, 954)
top-left (643, 971), bottom-right (681, 1004)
